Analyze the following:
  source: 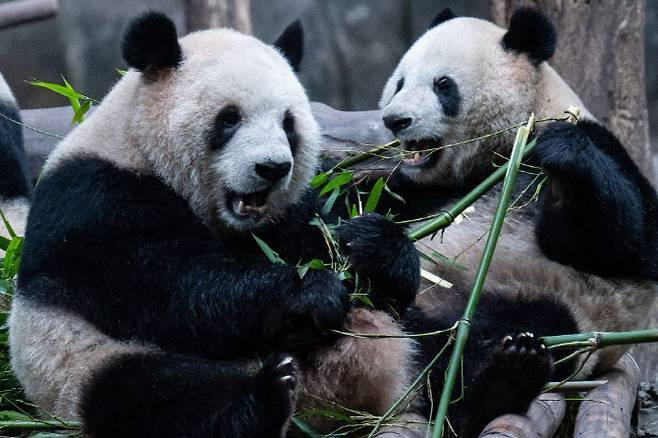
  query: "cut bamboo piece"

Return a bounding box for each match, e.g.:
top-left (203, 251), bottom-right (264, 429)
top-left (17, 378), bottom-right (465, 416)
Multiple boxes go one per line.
top-left (478, 393), bottom-right (566, 438)
top-left (573, 353), bottom-right (640, 437)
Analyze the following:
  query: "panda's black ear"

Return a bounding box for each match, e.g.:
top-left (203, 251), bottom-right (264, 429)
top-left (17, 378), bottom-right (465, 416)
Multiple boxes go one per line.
top-left (429, 7), bottom-right (457, 29)
top-left (502, 7), bottom-right (556, 65)
top-left (274, 20), bottom-right (304, 73)
top-left (122, 11), bottom-right (182, 74)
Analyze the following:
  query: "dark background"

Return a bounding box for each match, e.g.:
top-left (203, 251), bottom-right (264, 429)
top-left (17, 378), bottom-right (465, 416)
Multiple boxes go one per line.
top-left (1, 0), bottom-right (655, 152)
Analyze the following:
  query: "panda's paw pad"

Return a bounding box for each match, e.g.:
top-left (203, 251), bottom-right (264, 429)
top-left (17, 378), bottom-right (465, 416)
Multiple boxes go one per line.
top-left (256, 354), bottom-right (299, 404)
top-left (496, 332), bottom-right (552, 378)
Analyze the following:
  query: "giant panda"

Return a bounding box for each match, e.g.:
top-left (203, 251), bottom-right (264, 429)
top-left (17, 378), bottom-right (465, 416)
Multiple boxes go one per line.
top-left (8, 12), bottom-right (426, 438)
top-left (0, 71), bottom-right (30, 240)
top-left (370, 7), bottom-right (658, 437)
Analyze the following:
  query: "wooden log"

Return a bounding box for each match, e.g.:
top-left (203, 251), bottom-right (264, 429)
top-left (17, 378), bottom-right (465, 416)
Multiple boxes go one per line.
top-left (478, 392), bottom-right (566, 438)
top-left (0, 0), bottom-right (58, 30)
top-left (573, 353), bottom-right (640, 437)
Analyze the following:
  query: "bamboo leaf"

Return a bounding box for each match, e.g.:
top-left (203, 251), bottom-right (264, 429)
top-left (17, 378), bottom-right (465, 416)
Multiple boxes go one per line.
top-left (364, 177), bottom-right (385, 213)
top-left (252, 234), bottom-right (286, 265)
top-left (291, 418), bottom-right (322, 438)
top-left (321, 187), bottom-right (341, 215)
top-left (319, 172), bottom-right (352, 196)
top-left (72, 100), bottom-right (91, 125)
top-left (384, 183), bottom-right (406, 205)
top-left (0, 209), bottom-right (16, 238)
top-left (310, 172), bottom-right (330, 190)
top-left (297, 259), bottom-right (325, 279)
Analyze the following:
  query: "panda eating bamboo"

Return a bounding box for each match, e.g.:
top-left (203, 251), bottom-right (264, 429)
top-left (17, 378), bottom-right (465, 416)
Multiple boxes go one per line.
top-left (368, 7), bottom-right (658, 436)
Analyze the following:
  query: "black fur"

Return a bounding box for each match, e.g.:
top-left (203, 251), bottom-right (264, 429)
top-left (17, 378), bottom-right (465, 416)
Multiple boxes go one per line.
top-left (433, 76), bottom-right (460, 117)
top-left (209, 105), bottom-right (242, 151)
top-left (283, 110), bottom-right (300, 155)
top-left (502, 7), bottom-right (556, 65)
top-left (429, 7), bottom-right (457, 29)
top-left (274, 20), bottom-right (304, 73)
top-left (405, 294), bottom-right (578, 438)
top-left (533, 120), bottom-right (658, 279)
top-left (0, 100), bottom-right (30, 199)
top-left (19, 158), bottom-right (354, 359)
top-left (82, 352), bottom-right (297, 438)
top-left (122, 11), bottom-right (182, 73)
top-left (339, 213), bottom-right (420, 316)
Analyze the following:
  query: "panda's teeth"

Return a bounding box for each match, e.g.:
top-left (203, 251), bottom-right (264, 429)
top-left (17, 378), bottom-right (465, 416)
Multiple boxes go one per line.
top-left (413, 152), bottom-right (422, 162)
top-left (238, 199), bottom-right (247, 214)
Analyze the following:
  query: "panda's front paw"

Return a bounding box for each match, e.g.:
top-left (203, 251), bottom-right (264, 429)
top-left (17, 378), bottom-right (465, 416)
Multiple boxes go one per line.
top-left (339, 214), bottom-right (420, 316)
top-left (254, 354), bottom-right (298, 437)
top-left (534, 121), bottom-right (592, 173)
top-left (288, 270), bottom-right (349, 332)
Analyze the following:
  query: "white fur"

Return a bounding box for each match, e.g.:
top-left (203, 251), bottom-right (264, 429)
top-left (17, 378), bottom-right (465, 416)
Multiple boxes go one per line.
top-left (382, 16), bottom-right (655, 376)
top-left (0, 196), bottom-right (29, 240)
top-left (380, 17), bottom-right (591, 187)
top-left (416, 194), bottom-right (656, 377)
top-left (12, 27), bottom-right (413, 427)
top-left (0, 71), bottom-right (17, 105)
top-left (46, 29), bottom-right (321, 232)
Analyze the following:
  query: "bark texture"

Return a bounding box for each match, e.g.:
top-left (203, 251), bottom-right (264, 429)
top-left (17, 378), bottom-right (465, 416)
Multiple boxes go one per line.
top-left (183, 0), bottom-right (251, 33)
top-left (491, 0), bottom-right (654, 183)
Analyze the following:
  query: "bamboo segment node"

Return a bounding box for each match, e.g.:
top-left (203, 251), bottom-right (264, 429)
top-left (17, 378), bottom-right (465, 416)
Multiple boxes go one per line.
top-left (565, 106), bottom-right (581, 124)
top-left (478, 393), bottom-right (566, 438)
top-left (573, 353), bottom-right (640, 437)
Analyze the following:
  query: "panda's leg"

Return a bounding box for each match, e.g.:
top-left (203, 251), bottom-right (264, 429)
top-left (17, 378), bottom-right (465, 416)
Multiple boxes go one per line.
top-left (533, 120), bottom-right (657, 278)
top-left (81, 352), bottom-right (298, 438)
top-left (297, 308), bottom-right (416, 433)
top-left (405, 294), bottom-right (578, 438)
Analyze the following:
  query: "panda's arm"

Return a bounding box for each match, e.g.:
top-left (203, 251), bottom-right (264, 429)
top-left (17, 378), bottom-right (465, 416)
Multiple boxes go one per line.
top-left (17, 158), bottom-right (347, 358)
top-left (534, 121), bottom-right (658, 279)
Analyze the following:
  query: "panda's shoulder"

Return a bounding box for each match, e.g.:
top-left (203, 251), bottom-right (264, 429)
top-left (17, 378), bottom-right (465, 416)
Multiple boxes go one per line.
top-left (26, 156), bottom-right (203, 251)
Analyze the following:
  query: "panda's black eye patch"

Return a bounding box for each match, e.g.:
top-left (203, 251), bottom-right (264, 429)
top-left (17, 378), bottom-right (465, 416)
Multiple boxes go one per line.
top-left (210, 105), bottom-right (242, 150)
top-left (433, 76), bottom-right (460, 117)
top-left (283, 110), bottom-right (299, 155)
top-left (395, 77), bottom-right (405, 95)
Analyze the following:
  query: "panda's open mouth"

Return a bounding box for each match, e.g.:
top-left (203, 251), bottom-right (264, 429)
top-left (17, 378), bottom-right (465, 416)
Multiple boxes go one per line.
top-left (402, 138), bottom-right (443, 168)
top-left (226, 189), bottom-right (270, 219)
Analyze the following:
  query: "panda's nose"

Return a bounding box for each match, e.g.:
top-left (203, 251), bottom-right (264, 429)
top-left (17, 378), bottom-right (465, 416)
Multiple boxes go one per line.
top-left (383, 115), bottom-right (413, 134)
top-left (255, 160), bottom-right (292, 182)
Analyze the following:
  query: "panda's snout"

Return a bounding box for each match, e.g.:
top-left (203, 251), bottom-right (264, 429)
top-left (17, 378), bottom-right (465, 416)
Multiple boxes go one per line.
top-left (383, 115), bottom-right (413, 135)
top-left (255, 160), bottom-right (292, 183)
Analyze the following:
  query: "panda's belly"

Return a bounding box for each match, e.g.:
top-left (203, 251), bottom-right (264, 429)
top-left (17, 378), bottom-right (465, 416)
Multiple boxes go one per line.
top-left (9, 295), bottom-right (156, 419)
top-left (416, 195), bottom-right (656, 373)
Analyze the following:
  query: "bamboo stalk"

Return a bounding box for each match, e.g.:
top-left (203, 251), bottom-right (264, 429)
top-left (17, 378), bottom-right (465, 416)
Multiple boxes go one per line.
top-left (430, 116), bottom-right (534, 438)
top-left (0, 419), bottom-right (81, 431)
top-left (407, 138), bottom-right (536, 241)
top-left (542, 328), bottom-right (658, 349)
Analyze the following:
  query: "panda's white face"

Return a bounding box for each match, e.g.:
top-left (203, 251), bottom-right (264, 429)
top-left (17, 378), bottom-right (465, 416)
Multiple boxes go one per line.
top-left (129, 30), bottom-right (321, 231)
top-left (380, 17), bottom-right (537, 186)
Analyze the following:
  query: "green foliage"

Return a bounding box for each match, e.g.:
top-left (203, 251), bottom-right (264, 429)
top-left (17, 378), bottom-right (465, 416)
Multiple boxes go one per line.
top-left (252, 234), bottom-right (287, 265)
top-left (28, 76), bottom-right (97, 125)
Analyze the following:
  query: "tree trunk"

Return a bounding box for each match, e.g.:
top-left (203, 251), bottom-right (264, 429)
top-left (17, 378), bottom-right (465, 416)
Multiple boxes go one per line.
top-left (491, 0), bottom-right (654, 183)
top-left (183, 0), bottom-right (251, 34)
top-left (490, 0), bottom-right (658, 383)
